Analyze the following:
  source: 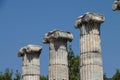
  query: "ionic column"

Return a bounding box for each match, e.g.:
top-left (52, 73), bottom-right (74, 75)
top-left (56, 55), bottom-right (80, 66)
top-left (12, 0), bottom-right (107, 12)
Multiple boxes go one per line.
top-left (43, 30), bottom-right (73, 80)
top-left (75, 12), bottom-right (105, 80)
top-left (112, 0), bottom-right (120, 11)
top-left (18, 45), bottom-right (42, 80)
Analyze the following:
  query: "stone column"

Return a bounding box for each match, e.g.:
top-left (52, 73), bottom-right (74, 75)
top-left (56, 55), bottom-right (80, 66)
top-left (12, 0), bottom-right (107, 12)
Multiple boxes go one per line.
top-left (75, 12), bottom-right (105, 80)
top-left (43, 30), bottom-right (73, 80)
top-left (112, 0), bottom-right (120, 11)
top-left (18, 45), bottom-right (42, 80)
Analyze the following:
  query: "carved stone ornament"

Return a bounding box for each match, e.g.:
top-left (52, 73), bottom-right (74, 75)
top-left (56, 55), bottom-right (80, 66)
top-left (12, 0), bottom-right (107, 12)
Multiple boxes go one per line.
top-left (18, 45), bottom-right (42, 57)
top-left (112, 0), bottom-right (120, 11)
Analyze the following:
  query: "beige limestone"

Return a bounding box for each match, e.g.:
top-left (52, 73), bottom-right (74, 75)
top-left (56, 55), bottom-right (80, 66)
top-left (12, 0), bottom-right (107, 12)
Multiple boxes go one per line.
top-left (112, 0), bottom-right (120, 11)
top-left (18, 45), bottom-right (42, 80)
top-left (75, 12), bottom-right (105, 80)
top-left (43, 30), bottom-right (73, 80)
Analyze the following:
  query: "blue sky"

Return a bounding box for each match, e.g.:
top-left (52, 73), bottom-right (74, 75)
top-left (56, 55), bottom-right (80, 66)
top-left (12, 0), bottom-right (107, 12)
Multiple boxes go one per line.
top-left (0, 0), bottom-right (120, 78)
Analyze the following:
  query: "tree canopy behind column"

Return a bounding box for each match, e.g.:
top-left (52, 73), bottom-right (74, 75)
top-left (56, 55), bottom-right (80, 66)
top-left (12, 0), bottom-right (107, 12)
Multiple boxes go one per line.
top-left (68, 45), bottom-right (80, 80)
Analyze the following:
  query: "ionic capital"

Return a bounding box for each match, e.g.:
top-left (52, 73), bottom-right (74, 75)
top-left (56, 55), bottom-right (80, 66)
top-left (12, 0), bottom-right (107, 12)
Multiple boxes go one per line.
top-left (18, 45), bottom-right (42, 57)
top-left (43, 30), bottom-right (73, 44)
top-left (112, 0), bottom-right (120, 11)
top-left (75, 12), bottom-right (105, 28)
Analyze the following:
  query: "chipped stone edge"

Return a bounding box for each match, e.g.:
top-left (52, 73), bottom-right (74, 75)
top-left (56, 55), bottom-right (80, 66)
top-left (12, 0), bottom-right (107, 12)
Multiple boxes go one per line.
top-left (18, 45), bottom-right (42, 57)
top-left (74, 12), bottom-right (105, 28)
top-left (43, 30), bottom-right (73, 44)
top-left (112, 0), bottom-right (120, 11)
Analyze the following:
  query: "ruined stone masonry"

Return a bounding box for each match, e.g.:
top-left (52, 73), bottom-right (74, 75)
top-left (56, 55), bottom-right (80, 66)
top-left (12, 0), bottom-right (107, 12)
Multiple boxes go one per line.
top-left (112, 0), bottom-right (120, 10)
top-left (18, 45), bottom-right (42, 80)
top-left (43, 30), bottom-right (73, 80)
top-left (75, 12), bottom-right (105, 80)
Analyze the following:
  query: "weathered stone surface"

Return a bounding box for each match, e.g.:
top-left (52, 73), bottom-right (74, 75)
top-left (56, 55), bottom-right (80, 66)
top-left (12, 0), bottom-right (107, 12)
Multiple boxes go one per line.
top-left (22, 64), bottom-right (40, 75)
top-left (80, 34), bottom-right (101, 53)
top-left (43, 30), bottom-right (73, 80)
top-left (80, 53), bottom-right (102, 66)
top-left (18, 45), bottom-right (42, 80)
top-left (112, 0), bottom-right (120, 11)
top-left (43, 30), bottom-right (73, 43)
top-left (49, 49), bottom-right (68, 65)
top-left (80, 65), bottom-right (103, 80)
top-left (23, 75), bottom-right (40, 80)
top-left (18, 45), bottom-right (42, 57)
top-left (49, 65), bottom-right (68, 80)
top-left (75, 12), bottom-right (104, 80)
top-left (75, 12), bottom-right (105, 28)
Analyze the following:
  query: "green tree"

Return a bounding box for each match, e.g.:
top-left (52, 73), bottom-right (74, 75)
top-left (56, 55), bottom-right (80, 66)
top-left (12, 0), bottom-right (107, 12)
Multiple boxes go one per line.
top-left (0, 72), bottom-right (4, 80)
top-left (14, 70), bottom-right (21, 80)
top-left (3, 68), bottom-right (13, 80)
top-left (40, 75), bottom-right (48, 80)
top-left (103, 73), bottom-right (112, 80)
top-left (104, 73), bottom-right (107, 80)
top-left (112, 69), bottom-right (120, 80)
top-left (68, 45), bottom-right (80, 80)
top-left (0, 68), bottom-right (21, 80)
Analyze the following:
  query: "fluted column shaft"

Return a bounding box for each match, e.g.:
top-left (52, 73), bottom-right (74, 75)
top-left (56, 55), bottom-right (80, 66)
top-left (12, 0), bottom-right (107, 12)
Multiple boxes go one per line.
top-left (43, 30), bottom-right (73, 80)
top-left (49, 39), bottom-right (68, 80)
top-left (18, 45), bottom-right (42, 80)
top-left (80, 23), bottom-right (103, 80)
top-left (75, 12), bottom-right (105, 80)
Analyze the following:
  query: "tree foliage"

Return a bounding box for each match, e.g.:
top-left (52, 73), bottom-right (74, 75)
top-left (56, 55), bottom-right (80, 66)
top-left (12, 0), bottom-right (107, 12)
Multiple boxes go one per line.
top-left (68, 45), bottom-right (80, 80)
top-left (40, 75), bottom-right (48, 80)
top-left (103, 69), bottom-right (120, 80)
top-left (0, 68), bottom-right (49, 80)
top-left (0, 68), bottom-right (21, 80)
top-left (14, 70), bottom-right (21, 80)
top-left (112, 69), bottom-right (120, 80)
top-left (103, 73), bottom-right (112, 80)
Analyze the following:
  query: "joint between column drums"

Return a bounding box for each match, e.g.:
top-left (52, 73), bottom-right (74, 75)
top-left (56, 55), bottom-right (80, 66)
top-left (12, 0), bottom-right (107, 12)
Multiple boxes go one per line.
top-left (49, 64), bottom-right (68, 66)
top-left (80, 64), bottom-right (103, 67)
top-left (23, 74), bottom-right (40, 76)
top-left (80, 34), bottom-right (100, 37)
top-left (80, 51), bottom-right (101, 54)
